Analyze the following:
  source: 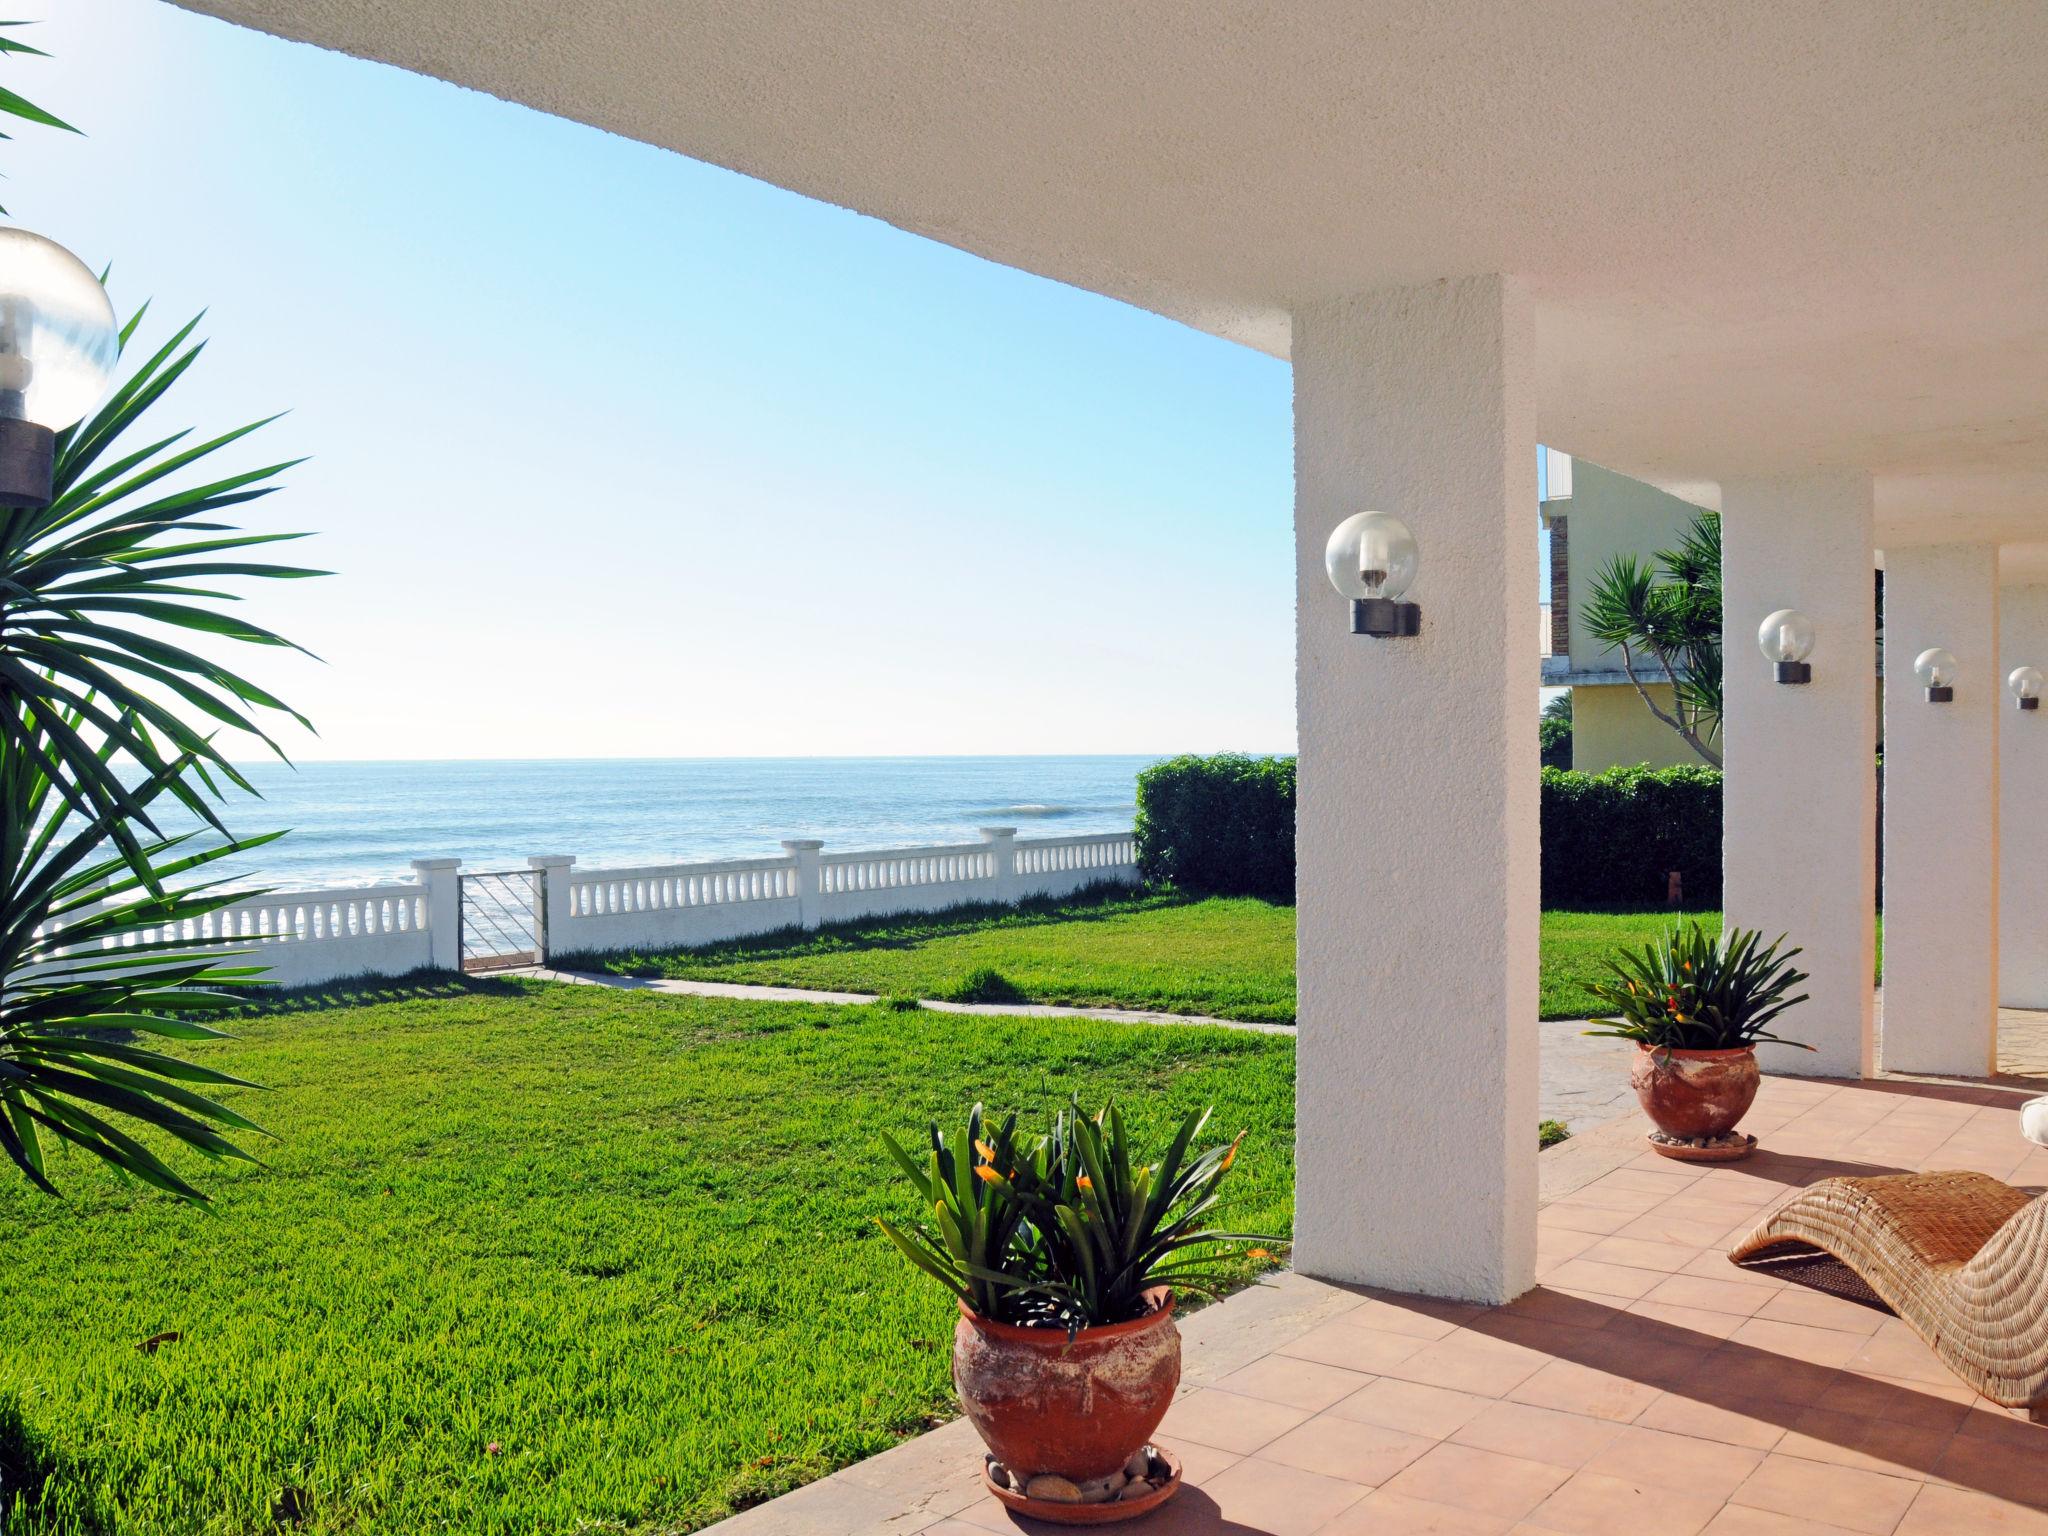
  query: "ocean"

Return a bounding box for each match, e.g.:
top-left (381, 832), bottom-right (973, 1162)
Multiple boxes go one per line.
top-left (175, 756), bottom-right (1165, 892)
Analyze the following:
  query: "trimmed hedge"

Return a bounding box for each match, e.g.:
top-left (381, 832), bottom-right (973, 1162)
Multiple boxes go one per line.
top-left (1136, 753), bottom-right (1722, 908)
top-left (1540, 763), bottom-right (1721, 908)
top-left (1135, 754), bottom-right (1295, 900)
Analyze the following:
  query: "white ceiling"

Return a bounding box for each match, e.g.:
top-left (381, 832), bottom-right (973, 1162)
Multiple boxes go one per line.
top-left (180, 1), bottom-right (2048, 548)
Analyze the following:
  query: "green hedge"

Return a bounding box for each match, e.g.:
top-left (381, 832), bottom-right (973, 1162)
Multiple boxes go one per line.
top-left (1541, 763), bottom-right (1722, 907)
top-left (1135, 754), bottom-right (1295, 900)
top-left (1136, 754), bottom-right (1722, 907)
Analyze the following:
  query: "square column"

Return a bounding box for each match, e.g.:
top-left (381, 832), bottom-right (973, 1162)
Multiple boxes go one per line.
top-left (1882, 545), bottom-right (1998, 1076)
top-left (2001, 586), bottom-right (2048, 1007)
top-left (1293, 275), bottom-right (1538, 1304)
top-left (1721, 475), bottom-right (1877, 1078)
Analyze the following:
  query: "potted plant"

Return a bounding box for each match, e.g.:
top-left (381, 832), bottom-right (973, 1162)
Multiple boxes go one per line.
top-left (878, 1099), bottom-right (1270, 1522)
top-left (1585, 920), bottom-right (1811, 1161)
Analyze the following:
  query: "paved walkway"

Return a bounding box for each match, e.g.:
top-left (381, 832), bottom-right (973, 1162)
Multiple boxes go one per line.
top-left (706, 1073), bottom-right (2048, 1536)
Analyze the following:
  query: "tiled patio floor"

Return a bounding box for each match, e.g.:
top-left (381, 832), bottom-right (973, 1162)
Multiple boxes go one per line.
top-left (712, 1071), bottom-right (2048, 1536)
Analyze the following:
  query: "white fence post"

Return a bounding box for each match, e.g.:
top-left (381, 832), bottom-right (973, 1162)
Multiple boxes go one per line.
top-left (526, 854), bottom-right (576, 964)
top-left (411, 857), bottom-right (462, 971)
top-left (782, 839), bottom-right (824, 930)
top-left (979, 826), bottom-right (1019, 903)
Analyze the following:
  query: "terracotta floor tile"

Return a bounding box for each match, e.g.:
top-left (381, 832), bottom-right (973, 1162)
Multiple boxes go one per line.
top-left (1211, 1354), bottom-right (1377, 1412)
top-left (1777, 1404), bottom-right (1951, 1479)
top-left (1750, 1285), bottom-right (1889, 1337)
top-left (1254, 1414), bottom-right (1438, 1486)
top-left (1681, 1349), bottom-right (1842, 1407)
top-left (1583, 1423), bottom-right (1766, 1500)
top-left (1540, 1259), bottom-right (1665, 1301)
top-left (1504, 1358), bottom-right (1663, 1423)
top-left (1522, 1469), bottom-right (1726, 1536)
top-left (1315, 1488), bottom-right (1517, 1534)
top-left (1277, 1319), bottom-right (1431, 1374)
top-left (1337, 1295), bottom-right (1474, 1341)
top-left (1379, 1442), bottom-right (1572, 1522)
top-left (1696, 1506), bottom-right (1870, 1535)
top-left (1613, 1299), bottom-right (1750, 1342)
top-left (1450, 1400), bottom-right (1626, 1469)
top-left (1730, 1453), bottom-right (1922, 1534)
top-left (1676, 1253), bottom-right (1782, 1289)
top-left (1812, 1372), bottom-right (1974, 1432)
top-left (1633, 1390), bottom-right (1789, 1451)
top-left (1377, 1332), bottom-right (1553, 1398)
top-left (1158, 1388), bottom-right (1314, 1454)
top-left (1930, 1430), bottom-right (2048, 1509)
top-left (1955, 1402), bottom-right (2048, 1450)
top-left (1615, 1210), bottom-right (1754, 1249)
top-left (1895, 1483), bottom-right (2048, 1535)
top-left (1540, 1204), bottom-right (1637, 1237)
top-left (1642, 1274), bottom-right (1773, 1317)
top-left (1843, 1331), bottom-right (1958, 1388)
top-left (1492, 1288), bottom-right (1618, 1331)
top-left (1199, 1455), bottom-right (1370, 1534)
top-left (1165, 1437), bottom-right (1245, 1488)
top-left (1328, 1377), bottom-right (1493, 1439)
top-left (1537, 1228), bottom-right (1604, 1267)
top-left (1728, 1316), bottom-right (1872, 1368)
top-left (1579, 1235), bottom-right (1703, 1273)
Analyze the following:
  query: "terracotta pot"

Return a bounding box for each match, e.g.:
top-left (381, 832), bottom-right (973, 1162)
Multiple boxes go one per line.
top-left (1630, 1044), bottom-right (1760, 1140)
top-left (952, 1288), bottom-right (1179, 1483)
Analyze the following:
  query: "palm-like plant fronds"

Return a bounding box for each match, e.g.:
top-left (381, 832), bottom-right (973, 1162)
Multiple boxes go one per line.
top-left (1583, 510), bottom-right (1723, 767)
top-left (0, 20), bottom-right (78, 215)
top-left (0, 703), bottom-right (277, 1202)
top-left (0, 304), bottom-right (321, 887)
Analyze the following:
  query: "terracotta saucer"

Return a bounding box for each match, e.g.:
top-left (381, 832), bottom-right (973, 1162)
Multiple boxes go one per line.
top-left (1649, 1132), bottom-right (1757, 1163)
top-left (982, 1446), bottom-right (1183, 1525)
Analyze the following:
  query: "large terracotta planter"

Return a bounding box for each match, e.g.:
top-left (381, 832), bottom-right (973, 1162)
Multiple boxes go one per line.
top-left (952, 1288), bottom-right (1179, 1484)
top-left (1631, 1044), bottom-right (1761, 1141)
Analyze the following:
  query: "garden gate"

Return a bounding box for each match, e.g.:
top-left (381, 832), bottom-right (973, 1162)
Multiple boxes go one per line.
top-left (458, 868), bottom-right (543, 971)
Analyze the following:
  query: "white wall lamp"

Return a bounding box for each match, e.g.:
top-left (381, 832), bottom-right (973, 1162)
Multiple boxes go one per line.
top-left (1325, 511), bottom-right (1420, 637)
top-left (1758, 609), bottom-right (1815, 684)
top-left (0, 227), bottom-right (118, 509)
top-left (1914, 648), bottom-right (1958, 703)
top-left (2011, 666), bottom-right (2043, 712)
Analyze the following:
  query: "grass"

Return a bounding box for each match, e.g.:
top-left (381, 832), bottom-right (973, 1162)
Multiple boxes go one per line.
top-left (0, 976), bottom-right (1294, 1535)
top-left (568, 888), bottom-right (1741, 1023)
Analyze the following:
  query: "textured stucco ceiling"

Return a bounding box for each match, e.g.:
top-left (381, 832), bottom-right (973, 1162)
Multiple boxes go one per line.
top-left (177, 0), bottom-right (2048, 543)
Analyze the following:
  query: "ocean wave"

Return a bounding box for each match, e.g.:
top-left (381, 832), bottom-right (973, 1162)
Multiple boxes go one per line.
top-left (993, 803), bottom-right (1073, 817)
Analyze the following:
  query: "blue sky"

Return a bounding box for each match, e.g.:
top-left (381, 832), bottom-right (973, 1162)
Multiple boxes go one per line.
top-left (12, 2), bottom-right (1546, 762)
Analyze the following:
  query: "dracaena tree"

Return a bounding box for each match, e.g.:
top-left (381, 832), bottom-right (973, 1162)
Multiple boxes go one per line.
top-left (1582, 510), bottom-right (1723, 768)
top-left (0, 20), bottom-right (320, 1200)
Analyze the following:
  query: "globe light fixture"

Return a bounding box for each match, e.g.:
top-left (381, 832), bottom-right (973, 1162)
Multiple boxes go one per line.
top-left (1324, 511), bottom-right (1420, 637)
top-left (2011, 666), bottom-right (2043, 712)
top-left (1914, 647), bottom-right (1958, 703)
top-left (0, 227), bottom-right (119, 509)
top-left (1758, 608), bottom-right (1815, 684)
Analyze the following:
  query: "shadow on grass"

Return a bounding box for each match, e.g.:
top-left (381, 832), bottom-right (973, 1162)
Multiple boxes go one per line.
top-left (0, 1390), bottom-right (92, 1535)
top-left (216, 968), bottom-right (533, 1019)
top-left (558, 881), bottom-right (1291, 977)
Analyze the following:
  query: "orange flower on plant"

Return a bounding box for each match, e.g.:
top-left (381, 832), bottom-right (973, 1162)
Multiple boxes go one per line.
top-left (1076, 1175), bottom-right (1093, 1191)
top-left (1247, 1247), bottom-right (1272, 1262)
top-left (1221, 1131), bottom-right (1246, 1171)
top-left (973, 1139), bottom-right (996, 1162)
top-left (974, 1165), bottom-right (1003, 1185)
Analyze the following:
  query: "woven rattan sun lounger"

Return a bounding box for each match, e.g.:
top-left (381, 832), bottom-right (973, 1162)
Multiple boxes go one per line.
top-left (1729, 1170), bottom-right (2048, 1420)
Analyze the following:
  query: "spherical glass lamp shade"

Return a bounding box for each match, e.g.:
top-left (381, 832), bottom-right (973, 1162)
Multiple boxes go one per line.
top-left (2010, 666), bottom-right (2044, 702)
top-left (0, 227), bottom-right (117, 431)
top-left (1324, 511), bottom-right (1418, 602)
top-left (1914, 648), bottom-right (1958, 689)
top-left (1757, 609), bottom-right (1815, 664)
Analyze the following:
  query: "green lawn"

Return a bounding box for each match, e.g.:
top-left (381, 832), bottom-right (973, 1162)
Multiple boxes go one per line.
top-left (0, 978), bottom-right (1294, 1535)
top-left (571, 890), bottom-right (1733, 1023)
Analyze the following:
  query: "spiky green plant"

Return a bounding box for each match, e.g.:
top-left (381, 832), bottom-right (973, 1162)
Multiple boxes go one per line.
top-left (1584, 919), bottom-right (1812, 1053)
top-left (0, 19), bottom-right (78, 215)
top-left (0, 304), bottom-right (318, 888)
top-left (1583, 510), bottom-right (1722, 767)
top-left (0, 705), bottom-right (278, 1202)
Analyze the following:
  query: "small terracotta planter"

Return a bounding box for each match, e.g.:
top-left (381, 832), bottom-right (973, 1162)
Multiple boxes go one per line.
top-left (1631, 1044), bottom-right (1761, 1159)
top-left (953, 1287), bottom-right (1180, 1495)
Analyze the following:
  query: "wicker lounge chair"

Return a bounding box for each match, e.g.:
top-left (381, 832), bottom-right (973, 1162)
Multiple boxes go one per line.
top-left (1729, 1170), bottom-right (2048, 1419)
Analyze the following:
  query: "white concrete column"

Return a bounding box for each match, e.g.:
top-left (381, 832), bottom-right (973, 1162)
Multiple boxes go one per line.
top-left (2001, 586), bottom-right (2048, 1007)
top-left (410, 857), bottom-right (462, 971)
top-left (781, 839), bottom-right (824, 930)
top-left (525, 855), bottom-right (576, 964)
top-left (1881, 546), bottom-right (1998, 1076)
top-left (1292, 274), bottom-right (1538, 1305)
top-left (979, 826), bottom-right (1020, 903)
top-left (1721, 475), bottom-right (1877, 1078)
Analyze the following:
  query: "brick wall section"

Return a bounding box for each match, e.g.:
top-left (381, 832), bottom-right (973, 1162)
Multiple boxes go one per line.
top-left (1548, 515), bottom-right (1570, 658)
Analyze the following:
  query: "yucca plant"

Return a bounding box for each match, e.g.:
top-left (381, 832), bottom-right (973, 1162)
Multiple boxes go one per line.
top-left (0, 703), bottom-right (279, 1202)
top-left (0, 302), bottom-right (318, 888)
top-left (1584, 919), bottom-right (1812, 1053)
top-left (876, 1104), bottom-right (1058, 1319)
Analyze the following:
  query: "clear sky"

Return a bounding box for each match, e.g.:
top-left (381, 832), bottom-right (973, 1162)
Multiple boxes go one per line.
top-left (13, 2), bottom-right (1552, 764)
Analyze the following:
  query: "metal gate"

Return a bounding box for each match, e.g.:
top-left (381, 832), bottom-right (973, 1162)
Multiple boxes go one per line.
top-left (458, 869), bottom-right (543, 972)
